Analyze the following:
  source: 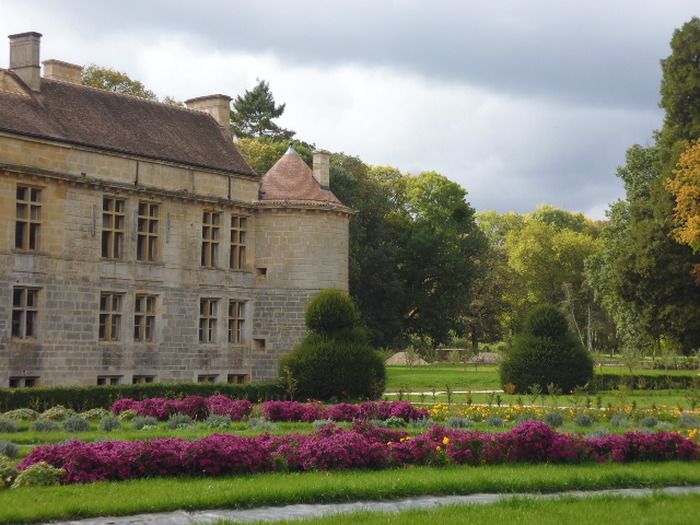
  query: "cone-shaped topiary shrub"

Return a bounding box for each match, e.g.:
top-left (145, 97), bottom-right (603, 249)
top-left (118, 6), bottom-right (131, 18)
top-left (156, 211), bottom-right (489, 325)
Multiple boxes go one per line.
top-left (500, 304), bottom-right (593, 393)
top-left (280, 290), bottom-right (385, 401)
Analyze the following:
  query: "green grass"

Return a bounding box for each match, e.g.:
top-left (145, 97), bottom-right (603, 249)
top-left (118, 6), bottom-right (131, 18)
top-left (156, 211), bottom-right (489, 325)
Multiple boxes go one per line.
top-left (385, 365), bottom-right (501, 391)
top-left (230, 493), bottom-right (700, 525)
top-left (2, 462), bottom-right (700, 524)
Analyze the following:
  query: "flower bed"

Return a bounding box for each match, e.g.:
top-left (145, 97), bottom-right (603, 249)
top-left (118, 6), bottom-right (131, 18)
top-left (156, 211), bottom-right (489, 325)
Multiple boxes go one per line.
top-left (18, 421), bottom-right (697, 484)
top-left (111, 397), bottom-right (429, 423)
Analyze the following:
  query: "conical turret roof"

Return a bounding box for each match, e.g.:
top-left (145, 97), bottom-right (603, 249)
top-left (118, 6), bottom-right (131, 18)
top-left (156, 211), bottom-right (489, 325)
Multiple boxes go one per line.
top-left (259, 147), bottom-right (342, 204)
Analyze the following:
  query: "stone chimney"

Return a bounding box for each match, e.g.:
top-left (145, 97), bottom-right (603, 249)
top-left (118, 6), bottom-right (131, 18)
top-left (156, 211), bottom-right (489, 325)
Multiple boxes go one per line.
top-left (185, 94), bottom-right (232, 138)
top-left (43, 59), bottom-right (83, 84)
top-left (9, 32), bottom-right (42, 92)
top-left (312, 149), bottom-right (330, 188)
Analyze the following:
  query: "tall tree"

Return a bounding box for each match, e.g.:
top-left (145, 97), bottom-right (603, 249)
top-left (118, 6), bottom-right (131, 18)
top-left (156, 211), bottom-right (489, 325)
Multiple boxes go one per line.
top-left (230, 80), bottom-right (295, 140)
top-left (81, 65), bottom-right (157, 100)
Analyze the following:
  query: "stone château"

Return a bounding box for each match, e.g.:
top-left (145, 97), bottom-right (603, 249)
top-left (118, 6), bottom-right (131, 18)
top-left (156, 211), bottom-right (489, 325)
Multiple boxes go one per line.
top-left (0, 32), bottom-right (351, 387)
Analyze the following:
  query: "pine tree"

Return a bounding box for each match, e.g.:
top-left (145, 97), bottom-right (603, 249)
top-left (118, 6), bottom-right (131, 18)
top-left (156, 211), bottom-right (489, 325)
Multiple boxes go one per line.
top-left (230, 80), bottom-right (295, 140)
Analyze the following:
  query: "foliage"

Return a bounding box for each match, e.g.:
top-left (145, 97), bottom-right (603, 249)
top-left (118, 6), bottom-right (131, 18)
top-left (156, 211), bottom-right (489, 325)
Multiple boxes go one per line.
top-left (574, 413), bottom-right (594, 427)
top-left (0, 441), bottom-right (18, 459)
top-left (236, 136), bottom-right (313, 175)
top-left (0, 419), bottom-right (17, 434)
top-left (30, 419), bottom-right (60, 433)
top-left (667, 141), bottom-right (700, 281)
top-left (1, 408), bottom-right (38, 421)
top-left (131, 416), bottom-right (158, 430)
top-left (544, 412), bottom-right (565, 428)
top-left (0, 381), bottom-right (286, 412)
top-left (81, 408), bottom-right (110, 421)
top-left (98, 415), bottom-right (122, 432)
top-left (11, 461), bottom-right (64, 488)
top-left (166, 414), bottom-right (195, 430)
top-left (230, 79), bottom-right (294, 139)
top-left (17, 422), bottom-right (697, 484)
top-left (304, 289), bottom-right (359, 335)
top-left (500, 305), bottom-right (593, 393)
top-left (204, 414), bottom-right (231, 430)
top-left (81, 65), bottom-right (157, 100)
top-left (62, 415), bottom-right (90, 433)
top-left (0, 455), bottom-right (17, 488)
top-left (42, 406), bottom-right (76, 421)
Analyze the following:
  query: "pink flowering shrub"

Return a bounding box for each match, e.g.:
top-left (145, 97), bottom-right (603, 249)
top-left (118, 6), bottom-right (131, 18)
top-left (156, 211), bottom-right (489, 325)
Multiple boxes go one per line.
top-left (207, 396), bottom-right (253, 421)
top-left (262, 401), bottom-right (323, 422)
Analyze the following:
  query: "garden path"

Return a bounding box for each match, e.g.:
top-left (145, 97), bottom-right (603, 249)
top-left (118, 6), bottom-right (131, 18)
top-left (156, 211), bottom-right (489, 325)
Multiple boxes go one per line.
top-left (43, 485), bottom-right (700, 525)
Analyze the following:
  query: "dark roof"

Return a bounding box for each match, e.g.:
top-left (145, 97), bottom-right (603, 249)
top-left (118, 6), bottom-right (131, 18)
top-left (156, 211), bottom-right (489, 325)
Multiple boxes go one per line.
top-left (0, 72), bottom-right (256, 177)
top-left (259, 147), bottom-right (342, 205)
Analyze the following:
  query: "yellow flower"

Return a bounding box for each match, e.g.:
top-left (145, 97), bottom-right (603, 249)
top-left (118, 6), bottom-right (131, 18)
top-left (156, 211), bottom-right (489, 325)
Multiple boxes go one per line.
top-left (442, 436), bottom-right (450, 445)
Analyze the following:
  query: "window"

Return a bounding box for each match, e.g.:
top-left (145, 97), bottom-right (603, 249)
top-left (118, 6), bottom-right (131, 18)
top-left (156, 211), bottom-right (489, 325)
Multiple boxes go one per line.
top-left (11, 287), bottom-right (38, 339)
top-left (132, 375), bottom-right (155, 384)
top-left (137, 201), bottom-right (159, 261)
top-left (197, 374), bottom-right (218, 383)
top-left (134, 294), bottom-right (156, 342)
top-left (96, 375), bottom-right (121, 385)
top-left (101, 197), bottom-right (125, 259)
top-left (228, 300), bottom-right (246, 344)
top-left (9, 376), bottom-right (39, 388)
top-left (201, 210), bottom-right (221, 267)
top-left (227, 373), bottom-right (249, 384)
top-left (199, 298), bottom-right (218, 343)
top-left (15, 186), bottom-right (41, 251)
top-left (230, 215), bottom-right (247, 270)
top-left (253, 338), bottom-right (266, 352)
top-left (99, 292), bottom-right (122, 342)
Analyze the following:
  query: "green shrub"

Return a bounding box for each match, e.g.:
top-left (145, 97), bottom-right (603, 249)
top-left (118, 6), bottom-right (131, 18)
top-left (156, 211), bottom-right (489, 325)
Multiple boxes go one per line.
top-left (500, 304), bottom-right (593, 393)
top-left (247, 417), bottom-right (276, 431)
top-left (383, 416), bottom-right (408, 428)
top-left (585, 428), bottom-right (610, 439)
top-left (280, 332), bottom-right (386, 401)
top-left (30, 418), bottom-right (60, 432)
top-left (304, 289), bottom-right (359, 335)
top-left (99, 415), bottom-right (122, 432)
top-left (486, 416), bottom-right (505, 427)
top-left (0, 419), bottom-right (17, 434)
top-left (41, 406), bottom-right (76, 421)
top-left (132, 416), bottom-right (158, 430)
top-left (574, 413), bottom-right (594, 427)
top-left (544, 411), bottom-right (565, 428)
top-left (81, 408), bottom-right (110, 421)
top-left (311, 419), bottom-right (334, 430)
top-left (11, 462), bottom-right (65, 488)
top-left (2, 409), bottom-right (38, 421)
top-left (167, 414), bottom-right (195, 430)
top-left (610, 413), bottom-right (629, 428)
top-left (0, 441), bottom-right (18, 459)
top-left (118, 409), bottom-right (138, 422)
top-left (204, 414), bottom-right (231, 430)
top-left (446, 416), bottom-right (474, 429)
top-left (0, 455), bottom-right (17, 488)
top-left (679, 414), bottom-right (699, 428)
top-left (0, 381), bottom-right (286, 412)
top-left (641, 416), bottom-right (659, 428)
top-left (63, 415), bottom-right (90, 432)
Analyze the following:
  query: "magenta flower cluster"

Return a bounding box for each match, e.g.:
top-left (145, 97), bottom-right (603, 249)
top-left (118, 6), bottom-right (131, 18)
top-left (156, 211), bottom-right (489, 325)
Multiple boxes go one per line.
top-left (111, 396), bottom-right (253, 421)
top-left (262, 400), bottom-right (429, 422)
top-left (18, 421), bottom-right (697, 484)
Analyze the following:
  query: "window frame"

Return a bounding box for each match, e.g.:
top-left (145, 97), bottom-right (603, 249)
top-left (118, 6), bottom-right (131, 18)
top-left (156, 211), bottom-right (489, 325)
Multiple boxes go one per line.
top-left (134, 293), bottom-right (157, 343)
top-left (99, 292), bottom-right (123, 342)
top-left (229, 215), bottom-right (247, 270)
top-left (201, 210), bottom-right (221, 267)
top-left (227, 300), bottom-right (246, 344)
top-left (11, 287), bottom-right (39, 339)
top-left (137, 201), bottom-right (160, 262)
top-left (15, 185), bottom-right (42, 252)
top-left (199, 297), bottom-right (219, 343)
top-left (101, 196), bottom-right (126, 259)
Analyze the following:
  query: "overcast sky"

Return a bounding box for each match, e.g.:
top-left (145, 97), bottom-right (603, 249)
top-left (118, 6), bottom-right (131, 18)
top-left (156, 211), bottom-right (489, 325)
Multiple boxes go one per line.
top-left (2, 1), bottom-right (697, 218)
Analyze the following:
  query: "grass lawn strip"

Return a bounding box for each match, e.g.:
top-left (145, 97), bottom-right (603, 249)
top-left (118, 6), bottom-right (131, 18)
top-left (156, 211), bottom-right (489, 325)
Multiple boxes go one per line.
top-left (224, 492), bottom-right (700, 525)
top-left (2, 462), bottom-right (700, 524)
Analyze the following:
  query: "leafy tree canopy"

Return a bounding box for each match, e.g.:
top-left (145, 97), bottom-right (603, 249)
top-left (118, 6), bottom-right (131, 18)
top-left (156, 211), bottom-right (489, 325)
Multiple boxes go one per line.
top-left (81, 64), bottom-right (157, 100)
top-left (230, 79), bottom-right (295, 140)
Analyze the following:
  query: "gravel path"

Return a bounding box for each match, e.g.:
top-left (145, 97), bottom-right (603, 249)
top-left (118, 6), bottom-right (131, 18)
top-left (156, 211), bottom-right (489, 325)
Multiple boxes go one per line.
top-left (43, 485), bottom-right (700, 525)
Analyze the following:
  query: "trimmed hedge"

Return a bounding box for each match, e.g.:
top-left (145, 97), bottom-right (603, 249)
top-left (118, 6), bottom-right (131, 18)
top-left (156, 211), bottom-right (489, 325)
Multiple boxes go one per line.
top-left (0, 381), bottom-right (286, 412)
top-left (590, 373), bottom-right (699, 392)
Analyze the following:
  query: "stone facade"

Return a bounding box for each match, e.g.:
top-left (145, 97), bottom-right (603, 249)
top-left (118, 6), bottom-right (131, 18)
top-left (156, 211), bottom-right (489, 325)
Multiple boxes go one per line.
top-left (0, 32), bottom-right (352, 387)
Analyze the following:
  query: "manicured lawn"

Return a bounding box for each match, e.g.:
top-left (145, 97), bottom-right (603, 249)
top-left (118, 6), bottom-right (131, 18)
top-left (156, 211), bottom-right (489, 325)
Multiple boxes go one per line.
top-left (385, 365), bottom-right (501, 391)
top-left (233, 493), bottom-right (700, 525)
top-left (1, 462), bottom-right (699, 523)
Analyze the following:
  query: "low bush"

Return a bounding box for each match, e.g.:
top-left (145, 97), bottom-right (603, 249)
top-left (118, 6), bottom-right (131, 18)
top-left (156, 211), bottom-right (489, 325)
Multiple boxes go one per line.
top-left (641, 416), bottom-right (659, 429)
top-left (1, 409), bottom-right (38, 421)
top-left (118, 409), bottom-right (137, 422)
top-left (99, 415), bottom-right (122, 432)
top-left (679, 414), bottom-right (699, 429)
top-left (574, 413), bottom-right (594, 427)
top-left (446, 416), bottom-right (474, 429)
top-left (17, 421), bottom-right (698, 484)
top-left (247, 417), bottom-right (276, 431)
top-left (30, 418), bottom-right (60, 432)
top-left (0, 418), bottom-right (17, 434)
top-left (81, 408), bottom-right (110, 421)
top-left (486, 416), bottom-right (506, 427)
top-left (0, 455), bottom-right (17, 487)
top-left (0, 441), bottom-right (18, 459)
top-left (167, 414), bottom-right (195, 430)
top-left (11, 461), bottom-right (65, 488)
top-left (204, 414), bottom-right (231, 430)
top-left (0, 381), bottom-right (286, 412)
top-left (610, 413), bottom-right (629, 428)
top-left (63, 415), bottom-right (90, 433)
top-left (544, 412), bottom-right (565, 428)
top-left (132, 416), bottom-right (158, 430)
top-left (41, 406), bottom-right (76, 421)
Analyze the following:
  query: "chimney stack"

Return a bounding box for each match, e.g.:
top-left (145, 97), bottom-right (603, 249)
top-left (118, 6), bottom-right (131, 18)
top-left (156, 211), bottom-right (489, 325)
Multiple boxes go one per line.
top-left (185, 94), bottom-right (232, 139)
top-left (9, 32), bottom-right (42, 92)
top-left (43, 59), bottom-right (83, 84)
top-left (312, 150), bottom-right (330, 188)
